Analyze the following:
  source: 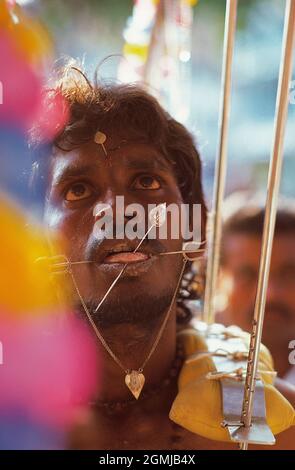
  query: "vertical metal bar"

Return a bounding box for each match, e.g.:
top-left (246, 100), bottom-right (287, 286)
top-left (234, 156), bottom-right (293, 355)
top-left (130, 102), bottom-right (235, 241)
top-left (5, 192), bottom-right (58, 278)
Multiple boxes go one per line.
top-left (203, 0), bottom-right (238, 324)
top-left (240, 0), bottom-right (295, 450)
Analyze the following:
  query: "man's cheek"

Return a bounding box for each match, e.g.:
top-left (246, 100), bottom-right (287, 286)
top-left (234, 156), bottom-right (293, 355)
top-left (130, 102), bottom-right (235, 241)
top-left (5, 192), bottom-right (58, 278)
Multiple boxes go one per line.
top-left (44, 207), bottom-right (84, 253)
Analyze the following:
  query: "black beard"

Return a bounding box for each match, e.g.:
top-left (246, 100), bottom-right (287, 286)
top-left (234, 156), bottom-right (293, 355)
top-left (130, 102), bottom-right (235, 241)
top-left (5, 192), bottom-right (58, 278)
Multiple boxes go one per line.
top-left (75, 283), bottom-right (175, 331)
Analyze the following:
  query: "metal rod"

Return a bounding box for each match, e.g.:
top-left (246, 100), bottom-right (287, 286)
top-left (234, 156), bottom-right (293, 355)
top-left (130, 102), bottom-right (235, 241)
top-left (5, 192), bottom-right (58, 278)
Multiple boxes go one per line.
top-left (203, 0), bottom-right (238, 324)
top-left (50, 250), bottom-right (205, 272)
top-left (94, 224), bottom-right (156, 313)
top-left (240, 0), bottom-right (295, 450)
top-left (159, 249), bottom-right (206, 256)
top-left (52, 260), bottom-right (94, 268)
top-left (94, 264), bottom-right (127, 313)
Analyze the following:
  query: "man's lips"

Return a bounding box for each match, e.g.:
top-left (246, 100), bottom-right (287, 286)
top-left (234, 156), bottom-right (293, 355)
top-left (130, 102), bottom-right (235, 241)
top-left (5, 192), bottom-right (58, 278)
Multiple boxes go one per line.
top-left (88, 241), bottom-right (158, 265)
top-left (85, 241), bottom-right (166, 277)
top-left (85, 240), bottom-right (167, 273)
top-left (94, 247), bottom-right (157, 278)
top-left (103, 251), bottom-right (150, 264)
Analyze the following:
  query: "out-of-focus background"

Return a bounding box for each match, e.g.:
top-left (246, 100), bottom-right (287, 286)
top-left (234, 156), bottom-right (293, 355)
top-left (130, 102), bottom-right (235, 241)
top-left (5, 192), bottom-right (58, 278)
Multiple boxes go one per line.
top-left (18, 0), bottom-right (295, 204)
top-left (0, 1), bottom-right (294, 449)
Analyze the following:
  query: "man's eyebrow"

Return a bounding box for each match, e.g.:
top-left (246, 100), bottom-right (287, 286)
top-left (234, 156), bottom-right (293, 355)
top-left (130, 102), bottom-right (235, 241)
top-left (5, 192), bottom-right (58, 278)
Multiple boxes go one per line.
top-left (52, 152), bottom-right (171, 186)
top-left (52, 164), bottom-right (95, 186)
top-left (124, 156), bottom-right (171, 171)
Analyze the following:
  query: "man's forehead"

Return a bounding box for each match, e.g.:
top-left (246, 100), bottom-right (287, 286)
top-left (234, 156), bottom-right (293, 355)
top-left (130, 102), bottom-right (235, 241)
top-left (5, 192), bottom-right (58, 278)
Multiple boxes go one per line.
top-left (51, 141), bottom-right (171, 175)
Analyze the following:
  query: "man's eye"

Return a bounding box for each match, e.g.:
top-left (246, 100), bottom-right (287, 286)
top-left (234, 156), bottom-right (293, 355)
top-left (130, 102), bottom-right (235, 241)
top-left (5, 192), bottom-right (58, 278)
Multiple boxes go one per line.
top-left (133, 175), bottom-right (161, 190)
top-left (65, 183), bottom-right (93, 201)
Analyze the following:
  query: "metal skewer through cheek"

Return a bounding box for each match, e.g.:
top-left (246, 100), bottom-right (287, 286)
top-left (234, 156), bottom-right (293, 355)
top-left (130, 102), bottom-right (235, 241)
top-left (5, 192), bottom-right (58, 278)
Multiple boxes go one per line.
top-left (93, 203), bottom-right (167, 313)
top-left (51, 260), bottom-right (94, 269)
top-left (46, 242), bottom-right (206, 273)
top-left (92, 245), bottom-right (205, 313)
top-left (239, 0), bottom-right (295, 450)
top-left (159, 247), bottom-right (206, 257)
top-left (91, 206), bottom-right (205, 313)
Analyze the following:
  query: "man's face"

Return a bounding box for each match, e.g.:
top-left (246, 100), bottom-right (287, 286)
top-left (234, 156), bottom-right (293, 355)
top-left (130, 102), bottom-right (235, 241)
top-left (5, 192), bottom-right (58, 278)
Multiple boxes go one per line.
top-left (44, 137), bottom-right (185, 330)
top-left (222, 233), bottom-right (295, 347)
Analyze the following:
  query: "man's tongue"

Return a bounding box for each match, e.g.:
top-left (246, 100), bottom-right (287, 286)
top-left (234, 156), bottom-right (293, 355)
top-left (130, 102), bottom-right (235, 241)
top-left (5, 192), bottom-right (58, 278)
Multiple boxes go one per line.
top-left (104, 251), bottom-right (149, 264)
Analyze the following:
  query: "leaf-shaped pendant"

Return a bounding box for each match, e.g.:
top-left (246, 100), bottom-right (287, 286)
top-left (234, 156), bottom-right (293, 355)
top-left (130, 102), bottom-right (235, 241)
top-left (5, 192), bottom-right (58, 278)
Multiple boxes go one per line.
top-left (125, 370), bottom-right (145, 399)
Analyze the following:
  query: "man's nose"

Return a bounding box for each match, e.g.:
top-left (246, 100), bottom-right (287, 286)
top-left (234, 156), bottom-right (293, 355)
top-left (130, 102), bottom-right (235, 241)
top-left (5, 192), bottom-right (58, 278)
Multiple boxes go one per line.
top-left (99, 189), bottom-right (116, 209)
top-left (93, 190), bottom-right (115, 220)
top-left (93, 190), bottom-right (135, 227)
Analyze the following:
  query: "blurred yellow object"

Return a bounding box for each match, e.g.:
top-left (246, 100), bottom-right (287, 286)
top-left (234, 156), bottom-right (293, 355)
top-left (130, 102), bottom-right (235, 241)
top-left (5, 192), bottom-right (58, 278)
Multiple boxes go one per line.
top-left (152, 0), bottom-right (198, 5)
top-left (170, 327), bottom-right (295, 443)
top-left (0, 0), bottom-right (10, 25)
top-left (123, 43), bottom-right (149, 62)
top-left (184, 0), bottom-right (199, 5)
top-left (0, 0), bottom-right (52, 66)
top-left (0, 195), bottom-right (69, 316)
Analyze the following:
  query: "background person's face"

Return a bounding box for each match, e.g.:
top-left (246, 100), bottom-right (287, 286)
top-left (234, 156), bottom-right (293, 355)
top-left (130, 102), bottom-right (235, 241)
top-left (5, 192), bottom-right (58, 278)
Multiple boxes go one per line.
top-left (222, 233), bottom-right (295, 348)
top-left (44, 138), bottom-right (187, 329)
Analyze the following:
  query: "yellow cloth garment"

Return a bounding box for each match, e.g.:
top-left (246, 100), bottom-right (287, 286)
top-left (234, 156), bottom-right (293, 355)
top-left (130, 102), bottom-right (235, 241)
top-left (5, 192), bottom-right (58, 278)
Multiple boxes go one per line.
top-left (169, 326), bottom-right (295, 442)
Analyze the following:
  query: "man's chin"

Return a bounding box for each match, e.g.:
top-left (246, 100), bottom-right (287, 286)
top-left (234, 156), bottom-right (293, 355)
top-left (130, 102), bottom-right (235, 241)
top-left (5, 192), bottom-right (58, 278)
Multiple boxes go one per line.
top-left (75, 287), bottom-right (175, 330)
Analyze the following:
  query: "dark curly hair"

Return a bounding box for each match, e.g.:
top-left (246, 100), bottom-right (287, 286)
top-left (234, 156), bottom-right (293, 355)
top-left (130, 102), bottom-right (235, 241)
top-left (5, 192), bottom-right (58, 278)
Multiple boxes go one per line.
top-left (29, 62), bottom-right (207, 324)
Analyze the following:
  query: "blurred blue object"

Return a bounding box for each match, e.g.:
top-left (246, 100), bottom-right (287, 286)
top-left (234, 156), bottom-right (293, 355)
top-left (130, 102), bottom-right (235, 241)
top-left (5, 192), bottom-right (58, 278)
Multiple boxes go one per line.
top-left (0, 126), bottom-right (31, 202)
top-left (0, 409), bottom-right (65, 450)
top-left (0, 125), bottom-right (49, 215)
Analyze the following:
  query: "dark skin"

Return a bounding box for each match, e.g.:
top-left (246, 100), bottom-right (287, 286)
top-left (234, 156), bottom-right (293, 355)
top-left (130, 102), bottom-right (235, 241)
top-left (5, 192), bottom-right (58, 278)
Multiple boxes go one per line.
top-left (45, 138), bottom-right (184, 403)
top-left (44, 137), bottom-right (294, 450)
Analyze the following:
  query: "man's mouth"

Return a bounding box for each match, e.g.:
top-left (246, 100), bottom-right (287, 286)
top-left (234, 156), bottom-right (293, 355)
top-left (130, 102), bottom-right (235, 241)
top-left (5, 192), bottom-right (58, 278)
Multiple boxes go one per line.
top-left (101, 244), bottom-right (153, 265)
top-left (104, 251), bottom-right (150, 264)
